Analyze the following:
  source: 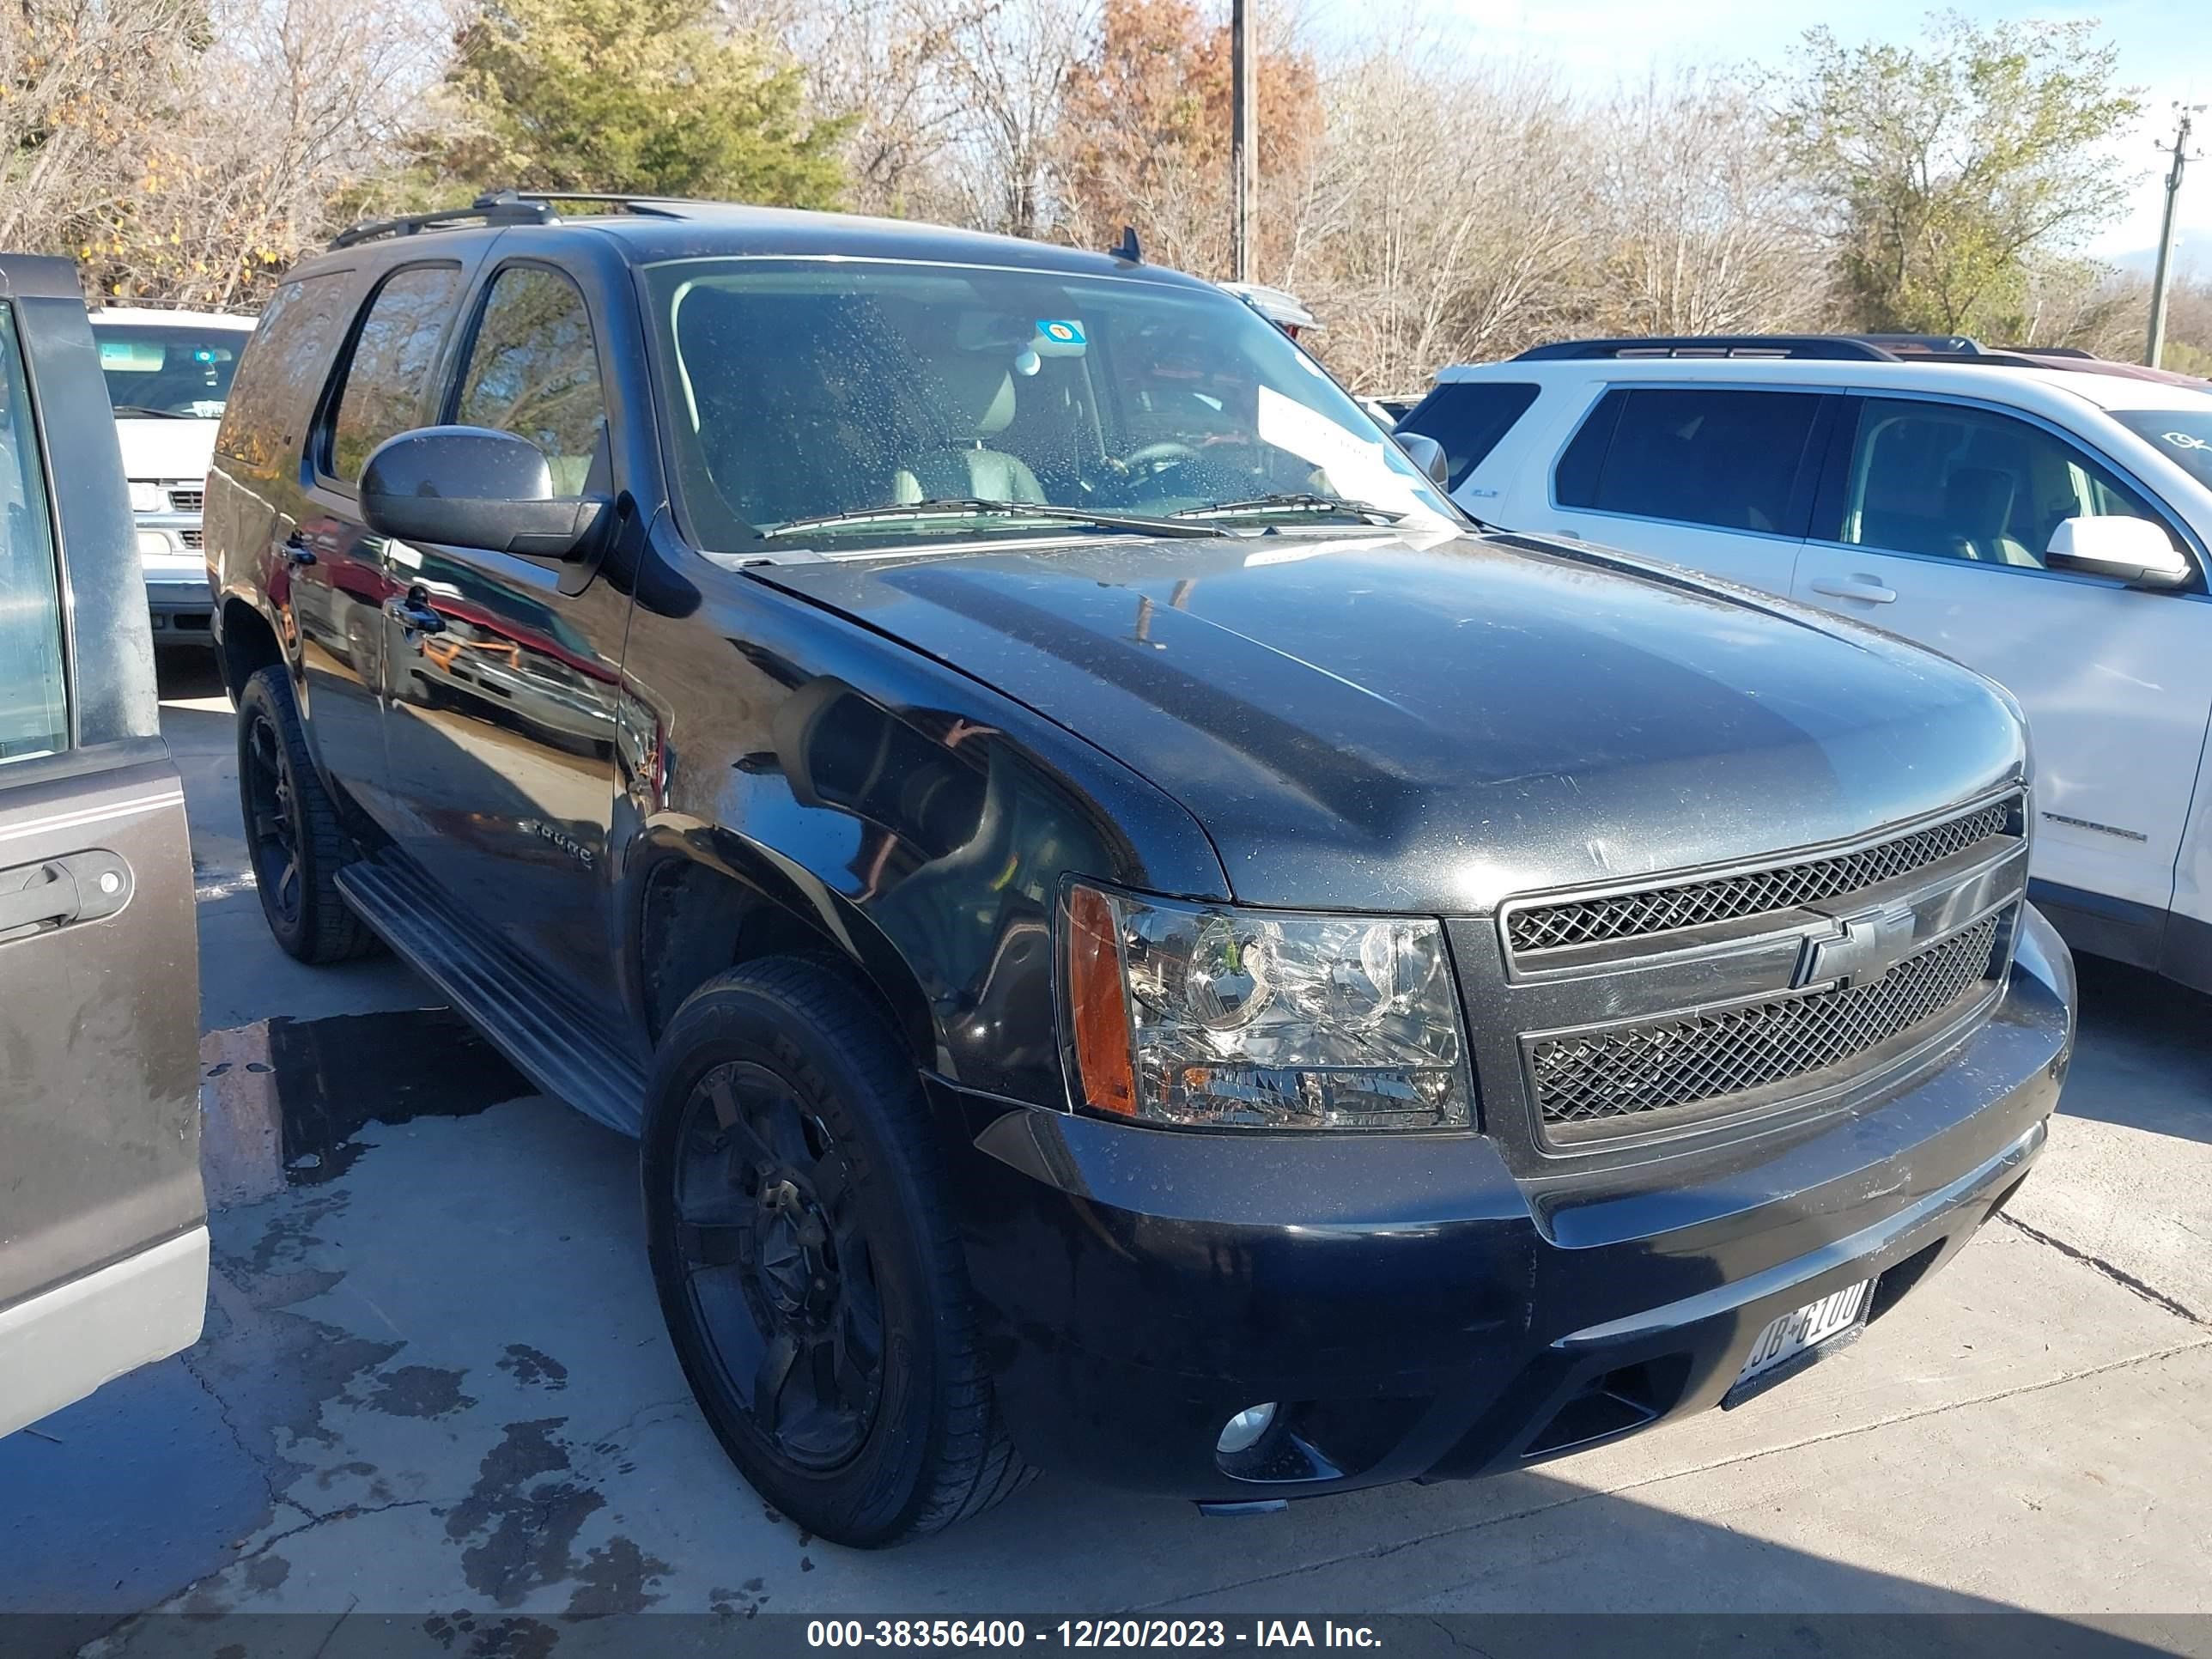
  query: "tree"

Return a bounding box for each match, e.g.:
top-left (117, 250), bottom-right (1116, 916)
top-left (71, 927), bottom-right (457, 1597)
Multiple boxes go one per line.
top-left (1589, 71), bottom-right (1827, 337)
top-left (416, 0), bottom-right (848, 206)
top-left (1054, 0), bottom-right (1322, 276)
top-left (1778, 12), bottom-right (2142, 337)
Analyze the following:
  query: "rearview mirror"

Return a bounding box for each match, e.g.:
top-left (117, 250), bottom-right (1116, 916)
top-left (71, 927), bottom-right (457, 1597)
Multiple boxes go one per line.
top-left (1395, 430), bottom-right (1450, 489)
top-left (2044, 515), bottom-right (2193, 589)
top-left (360, 426), bottom-right (609, 562)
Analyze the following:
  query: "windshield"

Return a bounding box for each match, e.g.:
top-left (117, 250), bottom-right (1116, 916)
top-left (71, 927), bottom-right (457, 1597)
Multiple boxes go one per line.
top-left (643, 258), bottom-right (1458, 553)
top-left (2112, 408), bottom-right (2212, 491)
top-left (91, 321), bottom-right (246, 418)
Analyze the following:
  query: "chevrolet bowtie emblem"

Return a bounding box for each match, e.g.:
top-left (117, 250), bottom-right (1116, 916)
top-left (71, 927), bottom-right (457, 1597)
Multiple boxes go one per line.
top-left (1794, 901), bottom-right (1918, 989)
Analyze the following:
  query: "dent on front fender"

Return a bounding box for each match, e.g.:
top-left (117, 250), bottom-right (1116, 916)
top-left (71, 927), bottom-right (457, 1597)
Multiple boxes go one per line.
top-left (612, 549), bottom-right (1230, 1108)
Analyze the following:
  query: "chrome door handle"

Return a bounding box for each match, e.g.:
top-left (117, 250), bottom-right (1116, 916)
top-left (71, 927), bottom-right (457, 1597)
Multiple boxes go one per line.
top-left (1809, 575), bottom-right (1898, 605)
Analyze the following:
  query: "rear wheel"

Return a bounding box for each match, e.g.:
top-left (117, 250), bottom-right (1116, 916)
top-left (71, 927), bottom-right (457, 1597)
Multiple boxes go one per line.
top-left (235, 665), bottom-right (376, 963)
top-left (641, 957), bottom-right (1031, 1546)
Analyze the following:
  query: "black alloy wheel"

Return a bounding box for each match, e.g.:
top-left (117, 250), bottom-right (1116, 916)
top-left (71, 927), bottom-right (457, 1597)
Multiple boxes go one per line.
top-left (641, 957), bottom-right (1031, 1546)
top-left (234, 665), bottom-right (377, 963)
top-left (671, 1059), bottom-right (884, 1470)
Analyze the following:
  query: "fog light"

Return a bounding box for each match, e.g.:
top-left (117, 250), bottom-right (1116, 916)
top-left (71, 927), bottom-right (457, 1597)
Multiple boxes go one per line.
top-left (1216, 1402), bottom-right (1277, 1455)
top-left (137, 530), bottom-right (171, 556)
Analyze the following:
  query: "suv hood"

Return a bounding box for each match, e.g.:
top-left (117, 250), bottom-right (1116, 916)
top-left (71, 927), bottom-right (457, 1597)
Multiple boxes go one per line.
top-left (754, 529), bottom-right (2027, 914)
top-left (113, 417), bottom-right (217, 483)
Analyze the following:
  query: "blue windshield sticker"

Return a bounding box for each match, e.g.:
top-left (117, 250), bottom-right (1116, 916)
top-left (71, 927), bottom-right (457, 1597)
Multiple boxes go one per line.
top-left (1036, 319), bottom-right (1085, 345)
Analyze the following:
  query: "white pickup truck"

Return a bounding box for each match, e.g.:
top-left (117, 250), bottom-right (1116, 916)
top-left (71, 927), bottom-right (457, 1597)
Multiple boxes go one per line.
top-left (90, 304), bottom-right (257, 647)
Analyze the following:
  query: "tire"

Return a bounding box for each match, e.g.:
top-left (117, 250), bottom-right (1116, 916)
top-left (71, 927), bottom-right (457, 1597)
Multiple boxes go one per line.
top-left (641, 957), bottom-right (1032, 1547)
top-left (235, 665), bottom-right (378, 964)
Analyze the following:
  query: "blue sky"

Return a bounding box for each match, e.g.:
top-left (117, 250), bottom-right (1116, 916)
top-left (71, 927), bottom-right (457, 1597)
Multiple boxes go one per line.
top-left (1316, 1), bottom-right (2212, 268)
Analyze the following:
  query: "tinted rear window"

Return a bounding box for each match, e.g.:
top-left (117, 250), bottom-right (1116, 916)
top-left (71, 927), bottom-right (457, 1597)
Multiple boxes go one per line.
top-left (1397, 381), bottom-right (1540, 489)
top-left (1556, 387), bottom-right (1822, 535)
top-left (216, 273), bottom-right (349, 471)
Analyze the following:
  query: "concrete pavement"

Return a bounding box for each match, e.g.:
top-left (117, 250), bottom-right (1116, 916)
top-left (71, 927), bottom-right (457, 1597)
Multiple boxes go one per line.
top-left (3, 653), bottom-right (2207, 1646)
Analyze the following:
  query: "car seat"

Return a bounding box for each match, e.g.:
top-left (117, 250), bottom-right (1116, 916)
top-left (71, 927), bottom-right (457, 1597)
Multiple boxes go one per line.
top-left (895, 353), bottom-right (1047, 505)
top-left (1942, 466), bottom-right (2039, 566)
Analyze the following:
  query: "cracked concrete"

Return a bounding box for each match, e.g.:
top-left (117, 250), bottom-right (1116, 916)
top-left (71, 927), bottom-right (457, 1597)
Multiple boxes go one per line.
top-left (4, 657), bottom-right (2209, 1640)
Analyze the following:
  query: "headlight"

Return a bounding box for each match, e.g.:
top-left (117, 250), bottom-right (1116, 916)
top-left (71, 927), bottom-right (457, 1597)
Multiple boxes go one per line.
top-left (1059, 882), bottom-right (1472, 1130)
top-left (136, 529), bottom-right (173, 556)
top-left (128, 481), bottom-right (166, 514)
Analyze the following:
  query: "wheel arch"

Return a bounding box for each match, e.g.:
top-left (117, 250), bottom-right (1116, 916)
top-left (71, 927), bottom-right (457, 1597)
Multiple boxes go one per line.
top-left (628, 822), bottom-right (944, 1078)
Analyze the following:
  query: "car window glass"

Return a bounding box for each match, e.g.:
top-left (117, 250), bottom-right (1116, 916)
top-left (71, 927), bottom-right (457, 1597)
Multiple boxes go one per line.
top-left (328, 265), bottom-right (462, 483)
top-left (1842, 398), bottom-right (2177, 569)
top-left (2109, 408), bottom-right (2212, 491)
top-left (217, 274), bottom-right (349, 471)
top-left (91, 322), bottom-right (246, 419)
top-left (0, 302), bottom-right (69, 763)
top-left (1563, 387), bottom-right (1818, 535)
top-left (1398, 382), bottom-right (1540, 489)
top-left (646, 259), bottom-right (1455, 553)
top-left (455, 267), bottom-right (606, 495)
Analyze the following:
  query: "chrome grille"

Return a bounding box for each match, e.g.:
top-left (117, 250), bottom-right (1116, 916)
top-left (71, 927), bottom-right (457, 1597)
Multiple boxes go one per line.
top-left (1507, 798), bottom-right (2017, 955)
top-left (179, 527), bottom-right (204, 550)
top-left (1529, 910), bottom-right (2004, 1130)
top-left (167, 487), bottom-right (204, 514)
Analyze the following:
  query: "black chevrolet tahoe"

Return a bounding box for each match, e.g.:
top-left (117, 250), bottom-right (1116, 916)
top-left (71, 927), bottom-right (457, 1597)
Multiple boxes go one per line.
top-left (204, 191), bottom-right (2075, 1547)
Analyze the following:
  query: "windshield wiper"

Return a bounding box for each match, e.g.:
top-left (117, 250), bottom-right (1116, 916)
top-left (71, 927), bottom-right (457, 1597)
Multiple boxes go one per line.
top-left (761, 498), bottom-right (1228, 541)
top-left (110, 404), bottom-right (190, 420)
top-left (1169, 492), bottom-right (1405, 525)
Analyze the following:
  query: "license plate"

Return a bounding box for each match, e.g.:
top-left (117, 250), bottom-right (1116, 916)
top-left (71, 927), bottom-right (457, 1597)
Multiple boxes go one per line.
top-left (1725, 1279), bottom-right (1873, 1407)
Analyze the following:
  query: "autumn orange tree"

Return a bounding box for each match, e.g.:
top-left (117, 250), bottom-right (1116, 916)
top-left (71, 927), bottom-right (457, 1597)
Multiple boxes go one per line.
top-left (1053, 0), bottom-right (1321, 279)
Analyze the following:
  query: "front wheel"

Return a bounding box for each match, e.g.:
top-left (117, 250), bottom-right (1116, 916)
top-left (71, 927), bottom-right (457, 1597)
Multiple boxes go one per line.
top-left (641, 957), bottom-right (1032, 1547)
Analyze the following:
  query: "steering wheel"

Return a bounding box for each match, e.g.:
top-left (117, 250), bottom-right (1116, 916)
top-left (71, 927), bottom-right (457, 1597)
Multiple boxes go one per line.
top-left (1122, 441), bottom-right (1200, 474)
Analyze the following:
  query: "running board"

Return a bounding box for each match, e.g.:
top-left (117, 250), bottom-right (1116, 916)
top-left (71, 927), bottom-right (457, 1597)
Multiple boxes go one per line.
top-left (337, 854), bottom-right (648, 1137)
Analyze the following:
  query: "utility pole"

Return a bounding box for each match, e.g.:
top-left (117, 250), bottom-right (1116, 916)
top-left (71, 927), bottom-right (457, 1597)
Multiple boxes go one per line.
top-left (1231, 0), bottom-right (1256, 283)
top-left (2146, 106), bottom-right (2203, 370)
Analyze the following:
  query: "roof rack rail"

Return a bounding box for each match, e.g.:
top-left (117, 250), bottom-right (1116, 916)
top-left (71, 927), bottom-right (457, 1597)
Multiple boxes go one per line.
top-left (1845, 332), bottom-right (1989, 357)
top-left (1511, 336), bottom-right (1905, 362)
top-left (329, 188), bottom-right (702, 250)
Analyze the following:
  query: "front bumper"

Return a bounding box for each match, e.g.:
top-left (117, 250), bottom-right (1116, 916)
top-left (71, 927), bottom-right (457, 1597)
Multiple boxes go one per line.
top-left (935, 905), bottom-right (2074, 1500)
top-left (136, 514), bottom-right (214, 642)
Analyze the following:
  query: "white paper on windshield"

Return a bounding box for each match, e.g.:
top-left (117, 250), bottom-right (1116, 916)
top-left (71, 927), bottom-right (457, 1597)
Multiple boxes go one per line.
top-left (1255, 385), bottom-right (1428, 519)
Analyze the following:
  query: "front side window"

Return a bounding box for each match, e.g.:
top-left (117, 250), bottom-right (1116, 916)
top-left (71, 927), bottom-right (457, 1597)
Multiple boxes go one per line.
top-left (1556, 386), bottom-right (1820, 536)
top-left (1398, 381), bottom-right (1540, 489)
top-left (2110, 408), bottom-right (2212, 492)
top-left (1840, 398), bottom-right (2179, 569)
top-left (327, 264), bottom-right (463, 483)
top-left (90, 319), bottom-right (246, 420)
top-left (644, 259), bottom-right (1457, 553)
top-left (0, 303), bottom-right (68, 763)
top-left (455, 267), bottom-right (607, 495)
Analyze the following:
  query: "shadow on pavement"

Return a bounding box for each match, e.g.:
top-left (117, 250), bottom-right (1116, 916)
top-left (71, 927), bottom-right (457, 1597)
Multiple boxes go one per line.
top-left (2063, 954), bottom-right (2212, 1147)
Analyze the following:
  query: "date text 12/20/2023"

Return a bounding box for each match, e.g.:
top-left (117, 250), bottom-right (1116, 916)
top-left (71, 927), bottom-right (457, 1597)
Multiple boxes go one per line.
top-left (805, 1620), bottom-right (1382, 1649)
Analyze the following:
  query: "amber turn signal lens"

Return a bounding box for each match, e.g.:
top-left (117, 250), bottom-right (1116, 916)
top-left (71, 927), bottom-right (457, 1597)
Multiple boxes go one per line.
top-left (1066, 884), bottom-right (1137, 1117)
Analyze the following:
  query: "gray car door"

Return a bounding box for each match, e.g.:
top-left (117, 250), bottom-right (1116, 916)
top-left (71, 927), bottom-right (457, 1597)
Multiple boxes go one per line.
top-left (0, 254), bottom-right (207, 1439)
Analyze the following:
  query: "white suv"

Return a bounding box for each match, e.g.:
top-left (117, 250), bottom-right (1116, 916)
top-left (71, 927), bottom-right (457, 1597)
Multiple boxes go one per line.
top-left (1401, 337), bottom-right (2212, 994)
top-left (89, 304), bottom-right (257, 646)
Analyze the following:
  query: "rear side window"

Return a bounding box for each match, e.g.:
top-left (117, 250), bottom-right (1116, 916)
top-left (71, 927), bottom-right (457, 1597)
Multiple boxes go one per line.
top-left (327, 264), bottom-right (463, 484)
top-left (1556, 387), bottom-right (1823, 535)
top-left (1397, 381), bottom-right (1540, 489)
top-left (216, 273), bottom-right (349, 471)
top-left (0, 302), bottom-right (68, 763)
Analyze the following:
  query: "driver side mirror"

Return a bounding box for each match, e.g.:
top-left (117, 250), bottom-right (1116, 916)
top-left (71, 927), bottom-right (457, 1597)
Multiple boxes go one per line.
top-left (2044, 515), bottom-right (2194, 589)
top-left (360, 426), bottom-right (610, 562)
top-left (1395, 430), bottom-right (1450, 489)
